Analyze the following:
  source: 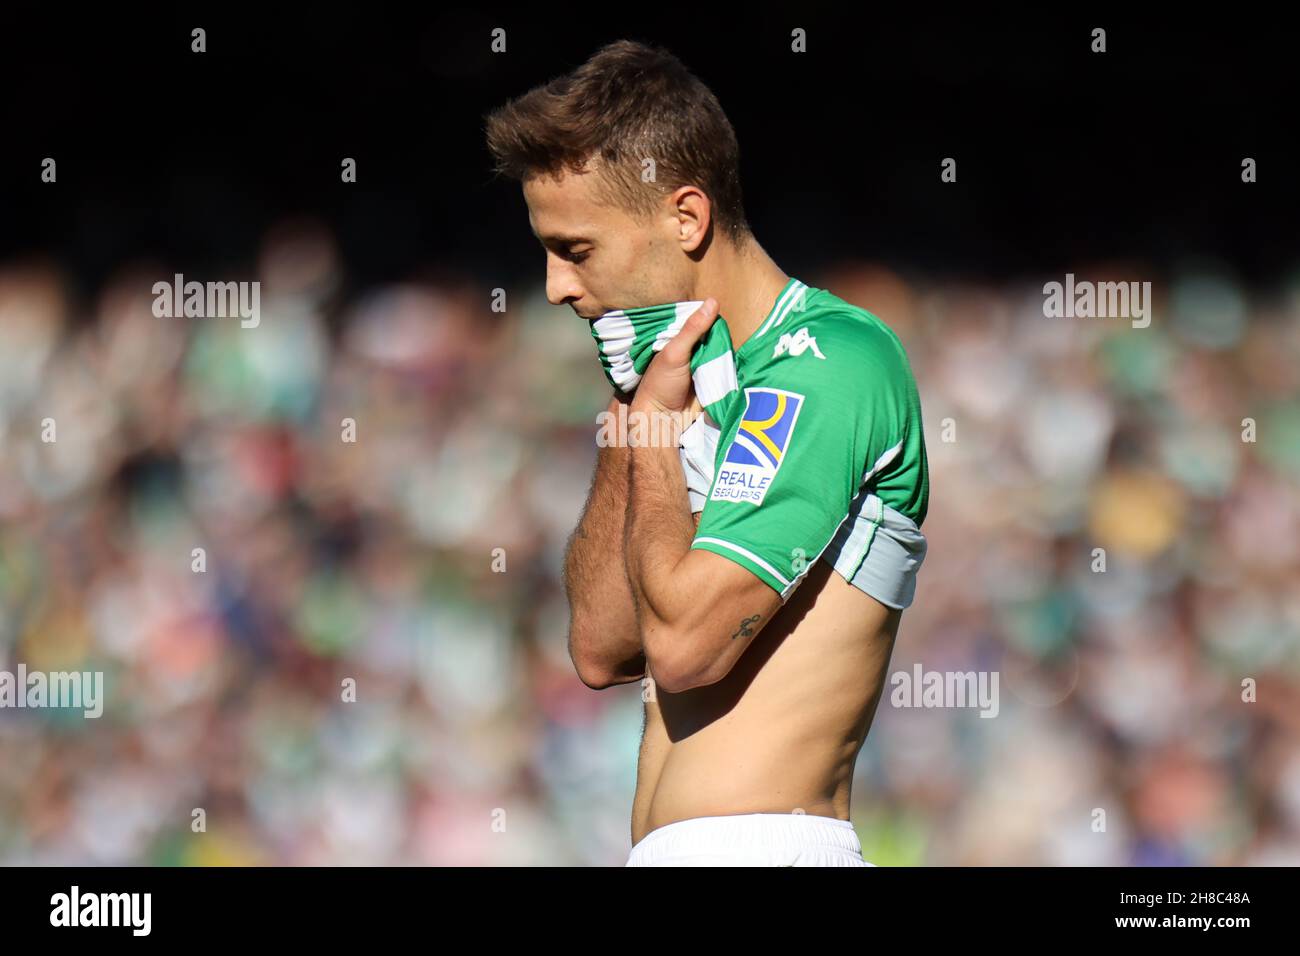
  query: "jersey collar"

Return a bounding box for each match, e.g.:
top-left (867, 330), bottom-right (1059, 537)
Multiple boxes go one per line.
top-left (738, 277), bottom-right (810, 361)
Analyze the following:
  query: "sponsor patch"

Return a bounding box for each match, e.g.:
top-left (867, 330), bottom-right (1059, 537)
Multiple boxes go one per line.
top-left (709, 387), bottom-right (804, 506)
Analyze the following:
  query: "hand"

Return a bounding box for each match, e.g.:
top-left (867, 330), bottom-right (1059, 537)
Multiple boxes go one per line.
top-left (631, 298), bottom-right (719, 417)
top-left (680, 392), bottom-right (704, 432)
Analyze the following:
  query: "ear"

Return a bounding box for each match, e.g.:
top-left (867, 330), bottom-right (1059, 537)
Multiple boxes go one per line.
top-left (671, 186), bottom-right (712, 252)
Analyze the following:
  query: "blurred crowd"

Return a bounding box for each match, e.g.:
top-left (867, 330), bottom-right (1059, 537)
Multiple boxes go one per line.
top-left (1, 218), bottom-right (1298, 865)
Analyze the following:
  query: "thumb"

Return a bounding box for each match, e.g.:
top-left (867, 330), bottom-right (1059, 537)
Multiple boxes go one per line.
top-left (661, 298), bottom-right (719, 365)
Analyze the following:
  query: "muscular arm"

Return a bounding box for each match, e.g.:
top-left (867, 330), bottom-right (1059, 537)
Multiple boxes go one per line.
top-left (562, 392), bottom-right (656, 689)
top-left (624, 410), bottom-right (783, 695)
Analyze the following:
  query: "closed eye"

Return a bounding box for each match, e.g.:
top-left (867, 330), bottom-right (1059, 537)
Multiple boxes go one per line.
top-left (539, 235), bottom-right (593, 264)
top-left (557, 244), bottom-right (591, 264)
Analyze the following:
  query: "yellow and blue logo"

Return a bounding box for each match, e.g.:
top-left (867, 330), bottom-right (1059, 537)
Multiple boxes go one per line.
top-left (711, 387), bottom-right (805, 505)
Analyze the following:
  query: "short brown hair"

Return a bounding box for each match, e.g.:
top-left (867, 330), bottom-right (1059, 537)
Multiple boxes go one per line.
top-left (484, 40), bottom-right (751, 244)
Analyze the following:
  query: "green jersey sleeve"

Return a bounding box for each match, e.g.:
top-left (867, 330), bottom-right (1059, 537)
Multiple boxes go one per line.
top-left (689, 314), bottom-right (918, 601)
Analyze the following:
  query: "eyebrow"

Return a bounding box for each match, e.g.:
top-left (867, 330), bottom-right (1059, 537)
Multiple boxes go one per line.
top-left (533, 229), bottom-right (593, 246)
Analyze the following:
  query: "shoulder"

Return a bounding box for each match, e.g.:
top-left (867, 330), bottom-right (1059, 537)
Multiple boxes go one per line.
top-left (748, 288), bottom-right (913, 387)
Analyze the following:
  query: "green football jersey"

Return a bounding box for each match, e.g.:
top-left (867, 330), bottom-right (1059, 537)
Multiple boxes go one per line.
top-left (685, 277), bottom-right (929, 605)
top-left (588, 276), bottom-right (930, 608)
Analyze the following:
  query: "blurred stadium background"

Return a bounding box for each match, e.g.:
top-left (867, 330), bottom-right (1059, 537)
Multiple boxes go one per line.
top-left (1, 12), bottom-right (1298, 865)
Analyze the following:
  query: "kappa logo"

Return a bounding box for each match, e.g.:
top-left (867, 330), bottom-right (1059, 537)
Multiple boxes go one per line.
top-left (773, 326), bottom-right (825, 360)
top-left (709, 387), bottom-right (804, 506)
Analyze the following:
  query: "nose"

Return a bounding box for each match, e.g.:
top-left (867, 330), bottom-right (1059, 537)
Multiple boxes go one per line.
top-left (545, 253), bottom-right (585, 309)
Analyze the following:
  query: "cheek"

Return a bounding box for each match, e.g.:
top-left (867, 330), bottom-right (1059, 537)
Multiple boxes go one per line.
top-left (620, 237), bottom-right (670, 284)
top-left (598, 245), bottom-right (643, 286)
top-left (597, 236), bottom-right (672, 303)
top-left (606, 241), bottom-right (642, 273)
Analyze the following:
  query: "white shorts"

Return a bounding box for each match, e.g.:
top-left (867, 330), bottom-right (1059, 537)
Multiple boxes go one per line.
top-left (625, 813), bottom-right (875, 867)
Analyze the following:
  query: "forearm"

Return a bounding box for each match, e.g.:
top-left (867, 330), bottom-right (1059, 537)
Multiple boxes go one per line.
top-left (624, 409), bottom-right (782, 692)
top-left (616, 300), bottom-right (782, 692)
top-left (562, 400), bottom-right (645, 686)
top-left (623, 417), bottom-right (698, 636)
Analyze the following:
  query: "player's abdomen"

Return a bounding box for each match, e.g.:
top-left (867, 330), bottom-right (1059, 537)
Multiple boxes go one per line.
top-left (631, 560), bottom-right (902, 845)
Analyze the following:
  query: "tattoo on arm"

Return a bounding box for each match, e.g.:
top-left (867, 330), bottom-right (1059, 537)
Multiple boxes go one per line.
top-left (732, 614), bottom-right (762, 640)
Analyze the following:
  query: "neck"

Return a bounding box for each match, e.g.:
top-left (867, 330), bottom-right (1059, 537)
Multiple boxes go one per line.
top-left (692, 233), bottom-right (789, 354)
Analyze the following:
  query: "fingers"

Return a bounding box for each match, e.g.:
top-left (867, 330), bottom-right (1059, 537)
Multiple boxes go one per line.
top-left (682, 392), bottom-right (705, 430)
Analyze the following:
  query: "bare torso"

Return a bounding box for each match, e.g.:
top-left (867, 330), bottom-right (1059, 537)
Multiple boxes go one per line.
top-left (630, 517), bottom-right (903, 845)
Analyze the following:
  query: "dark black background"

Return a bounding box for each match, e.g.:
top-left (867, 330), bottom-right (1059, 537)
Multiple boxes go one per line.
top-left (1, 6), bottom-right (1296, 300)
top-left (0, 864), bottom-right (1280, 940)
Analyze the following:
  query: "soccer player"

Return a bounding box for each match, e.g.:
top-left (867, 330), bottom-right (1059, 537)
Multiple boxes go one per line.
top-left (485, 40), bottom-right (929, 866)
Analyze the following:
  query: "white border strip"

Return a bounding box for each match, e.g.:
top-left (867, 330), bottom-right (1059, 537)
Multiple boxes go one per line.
top-left (693, 537), bottom-right (792, 588)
